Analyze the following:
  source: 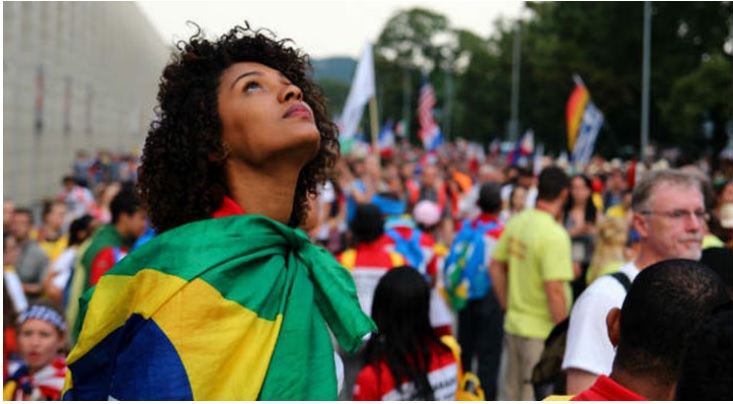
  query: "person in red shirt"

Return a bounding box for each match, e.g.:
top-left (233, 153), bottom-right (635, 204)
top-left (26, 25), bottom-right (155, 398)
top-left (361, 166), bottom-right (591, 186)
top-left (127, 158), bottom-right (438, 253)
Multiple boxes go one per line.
top-left (353, 266), bottom-right (458, 401)
top-left (337, 203), bottom-right (405, 317)
top-left (570, 259), bottom-right (729, 401)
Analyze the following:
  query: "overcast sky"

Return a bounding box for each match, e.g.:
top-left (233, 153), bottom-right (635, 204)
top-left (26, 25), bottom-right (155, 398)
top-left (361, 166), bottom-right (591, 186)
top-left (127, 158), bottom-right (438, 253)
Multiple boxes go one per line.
top-left (137, 1), bottom-right (524, 59)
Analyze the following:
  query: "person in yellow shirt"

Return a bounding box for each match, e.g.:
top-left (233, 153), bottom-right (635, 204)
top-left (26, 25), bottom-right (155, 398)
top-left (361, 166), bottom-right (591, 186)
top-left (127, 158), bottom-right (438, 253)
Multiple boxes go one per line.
top-left (490, 166), bottom-right (574, 401)
top-left (606, 190), bottom-right (632, 224)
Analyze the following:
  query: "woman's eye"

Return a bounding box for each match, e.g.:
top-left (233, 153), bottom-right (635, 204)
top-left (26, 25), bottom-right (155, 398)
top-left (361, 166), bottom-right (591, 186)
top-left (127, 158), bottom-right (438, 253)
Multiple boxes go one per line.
top-left (244, 81), bottom-right (261, 92)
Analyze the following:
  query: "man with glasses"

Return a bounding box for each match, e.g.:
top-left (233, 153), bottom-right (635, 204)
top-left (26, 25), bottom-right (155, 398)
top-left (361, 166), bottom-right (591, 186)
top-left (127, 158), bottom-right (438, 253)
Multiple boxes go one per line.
top-left (562, 169), bottom-right (705, 394)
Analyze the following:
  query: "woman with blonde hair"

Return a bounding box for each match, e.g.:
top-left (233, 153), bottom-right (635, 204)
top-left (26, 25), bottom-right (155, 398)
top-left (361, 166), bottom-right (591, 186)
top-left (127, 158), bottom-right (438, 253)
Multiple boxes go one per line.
top-left (586, 217), bottom-right (628, 286)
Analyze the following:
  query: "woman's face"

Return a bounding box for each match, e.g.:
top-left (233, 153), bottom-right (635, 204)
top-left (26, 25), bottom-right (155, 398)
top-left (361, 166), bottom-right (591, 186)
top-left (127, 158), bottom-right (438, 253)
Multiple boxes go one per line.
top-left (720, 182), bottom-right (733, 204)
top-left (18, 319), bottom-right (65, 372)
top-left (512, 187), bottom-right (527, 211)
top-left (217, 62), bottom-right (320, 168)
top-left (570, 176), bottom-right (591, 203)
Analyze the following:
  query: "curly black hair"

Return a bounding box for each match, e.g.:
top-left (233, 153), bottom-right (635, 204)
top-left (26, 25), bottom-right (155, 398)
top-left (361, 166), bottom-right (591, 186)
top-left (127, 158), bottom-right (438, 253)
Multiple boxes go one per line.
top-left (138, 22), bottom-right (339, 233)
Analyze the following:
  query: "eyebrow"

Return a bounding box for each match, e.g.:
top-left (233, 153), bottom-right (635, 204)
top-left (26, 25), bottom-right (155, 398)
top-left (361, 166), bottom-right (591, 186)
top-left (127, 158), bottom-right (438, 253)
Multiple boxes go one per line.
top-left (230, 70), bottom-right (291, 90)
top-left (230, 71), bottom-right (262, 90)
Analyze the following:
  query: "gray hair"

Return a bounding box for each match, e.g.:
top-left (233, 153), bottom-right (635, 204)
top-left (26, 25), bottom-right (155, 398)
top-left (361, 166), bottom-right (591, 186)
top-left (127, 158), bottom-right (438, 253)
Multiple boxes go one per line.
top-left (631, 169), bottom-right (702, 212)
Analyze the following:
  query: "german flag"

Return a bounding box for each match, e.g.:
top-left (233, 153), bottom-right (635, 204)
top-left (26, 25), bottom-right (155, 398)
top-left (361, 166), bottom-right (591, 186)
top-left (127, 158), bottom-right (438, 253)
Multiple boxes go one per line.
top-left (566, 82), bottom-right (590, 152)
top-left (62, 214), bottom-right (375, 400)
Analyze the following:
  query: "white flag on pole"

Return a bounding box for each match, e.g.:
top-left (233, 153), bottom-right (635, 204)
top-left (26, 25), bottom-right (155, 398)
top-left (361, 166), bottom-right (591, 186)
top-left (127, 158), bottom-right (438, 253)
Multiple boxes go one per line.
top-left (338, 42), bottom-right (375, 141)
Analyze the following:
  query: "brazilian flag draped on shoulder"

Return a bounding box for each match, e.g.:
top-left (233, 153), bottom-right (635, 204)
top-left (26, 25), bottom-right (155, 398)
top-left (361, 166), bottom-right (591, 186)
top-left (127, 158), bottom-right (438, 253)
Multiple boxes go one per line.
top-left (62, 214), bottom-right (376, 400)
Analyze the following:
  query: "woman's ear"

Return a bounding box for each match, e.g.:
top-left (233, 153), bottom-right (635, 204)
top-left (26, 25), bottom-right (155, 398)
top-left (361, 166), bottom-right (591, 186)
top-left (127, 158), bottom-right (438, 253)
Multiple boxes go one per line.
top-left (606, 307), bottom-right (621, 347)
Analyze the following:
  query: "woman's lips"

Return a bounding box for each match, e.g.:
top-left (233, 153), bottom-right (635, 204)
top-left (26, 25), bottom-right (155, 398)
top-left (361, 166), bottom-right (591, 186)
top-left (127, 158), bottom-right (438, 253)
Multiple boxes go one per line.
top-left (283, 103), bottom-right (313, 120)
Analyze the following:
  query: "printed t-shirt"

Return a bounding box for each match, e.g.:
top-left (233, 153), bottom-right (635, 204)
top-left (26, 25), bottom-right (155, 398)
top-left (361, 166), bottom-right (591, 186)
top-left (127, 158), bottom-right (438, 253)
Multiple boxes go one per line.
top-left (492, 209), bottom-right (574, 338)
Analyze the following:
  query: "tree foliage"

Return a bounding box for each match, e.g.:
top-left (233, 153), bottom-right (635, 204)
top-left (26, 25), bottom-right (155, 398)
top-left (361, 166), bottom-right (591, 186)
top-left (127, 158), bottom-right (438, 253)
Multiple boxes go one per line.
top-left (320, 2), bottom-right (733, 162)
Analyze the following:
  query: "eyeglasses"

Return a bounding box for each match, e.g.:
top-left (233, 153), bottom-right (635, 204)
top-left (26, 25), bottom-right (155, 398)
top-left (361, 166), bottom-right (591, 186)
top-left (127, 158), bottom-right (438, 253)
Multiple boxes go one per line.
top-left (639, 209), bottom-right (710, 222)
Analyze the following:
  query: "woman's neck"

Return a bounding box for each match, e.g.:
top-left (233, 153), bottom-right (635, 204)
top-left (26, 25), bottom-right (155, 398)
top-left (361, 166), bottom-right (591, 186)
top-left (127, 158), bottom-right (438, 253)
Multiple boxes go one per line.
top-left (225, 162), bottom-right (301, 225)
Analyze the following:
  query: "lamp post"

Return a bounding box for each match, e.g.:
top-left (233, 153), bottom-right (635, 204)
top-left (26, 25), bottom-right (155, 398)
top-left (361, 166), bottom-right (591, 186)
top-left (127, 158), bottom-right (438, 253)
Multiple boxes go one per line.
top-left (640, 1), bottom-right (652, 164)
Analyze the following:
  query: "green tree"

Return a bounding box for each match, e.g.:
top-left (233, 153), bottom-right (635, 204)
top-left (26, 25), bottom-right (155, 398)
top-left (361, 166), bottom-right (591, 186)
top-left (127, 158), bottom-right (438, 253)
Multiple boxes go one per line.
top-left (660, 54), bottom-right (733, 156)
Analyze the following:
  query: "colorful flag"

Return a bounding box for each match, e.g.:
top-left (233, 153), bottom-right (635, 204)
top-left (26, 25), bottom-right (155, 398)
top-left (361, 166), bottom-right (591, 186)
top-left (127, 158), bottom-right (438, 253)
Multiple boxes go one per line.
top-left (394, 119), bottom-right (406, 138)
top-left (338, 42), bottom-right (375, 141)
top-left (571, 102), bottom-right (604, 167)
top-left (417, 77), bottom-right (443, 152)
top-left (489, 138), bottom-right (501, 156)
top-left (62, 215), bottom-right (375, 400)
top-left (378, 119), bottom-right (395, 153)
top-left (506, 129), bottom-right (533, 166)
top-left (566, 82), bottom-right (589, 152)
top-left (518, 129), bottom-right (534, 155)
top-left (566, 78), bottom-right (604, 167)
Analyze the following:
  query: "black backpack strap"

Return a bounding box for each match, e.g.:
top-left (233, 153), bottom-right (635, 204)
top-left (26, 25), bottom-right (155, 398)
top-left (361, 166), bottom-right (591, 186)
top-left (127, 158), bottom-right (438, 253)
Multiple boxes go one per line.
top-left (609, 271), bottom-right (632, 292)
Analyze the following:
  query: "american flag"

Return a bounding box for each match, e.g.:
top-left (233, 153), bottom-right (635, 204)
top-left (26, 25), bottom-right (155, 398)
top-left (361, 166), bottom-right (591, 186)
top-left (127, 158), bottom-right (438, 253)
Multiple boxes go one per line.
top-left (417, 79), bottom-right (442, 152)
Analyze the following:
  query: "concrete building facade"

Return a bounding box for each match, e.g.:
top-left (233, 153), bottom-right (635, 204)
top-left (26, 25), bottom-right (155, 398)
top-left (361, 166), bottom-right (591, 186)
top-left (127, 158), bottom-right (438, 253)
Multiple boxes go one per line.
top-left (3, 2), bottom-right (170, 205)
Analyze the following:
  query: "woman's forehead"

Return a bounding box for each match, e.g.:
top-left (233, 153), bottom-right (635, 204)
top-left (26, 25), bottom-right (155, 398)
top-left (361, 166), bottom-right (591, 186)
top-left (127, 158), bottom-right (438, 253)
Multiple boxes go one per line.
top-left (220, 62), bottom-right (283, 83)
top-left (20, 318), bottom-right (58, 330)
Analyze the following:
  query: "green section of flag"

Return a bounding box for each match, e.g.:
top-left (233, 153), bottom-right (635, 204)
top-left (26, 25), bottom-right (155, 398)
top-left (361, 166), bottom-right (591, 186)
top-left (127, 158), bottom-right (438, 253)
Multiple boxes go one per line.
top-left (76, 214), bottom-right (375, 399)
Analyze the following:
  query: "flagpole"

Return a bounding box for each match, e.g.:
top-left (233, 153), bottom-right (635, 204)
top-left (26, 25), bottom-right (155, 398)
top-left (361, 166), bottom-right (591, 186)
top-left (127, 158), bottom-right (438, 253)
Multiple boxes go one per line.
top-left (508, 20), bottom-right (521, 143)
top-left (641, 1), bottom-right (652, 165)
top-left (572, 73), bottom-right (585, 88)
top-left (369, 95), bottom-right (380, 167)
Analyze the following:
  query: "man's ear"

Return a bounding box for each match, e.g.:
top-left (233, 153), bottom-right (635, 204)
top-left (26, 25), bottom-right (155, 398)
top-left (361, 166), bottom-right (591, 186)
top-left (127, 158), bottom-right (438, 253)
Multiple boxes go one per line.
top-left (606, 307), bottom-right (621, 348)
top-left (632, 212), bottom-right (648, 239)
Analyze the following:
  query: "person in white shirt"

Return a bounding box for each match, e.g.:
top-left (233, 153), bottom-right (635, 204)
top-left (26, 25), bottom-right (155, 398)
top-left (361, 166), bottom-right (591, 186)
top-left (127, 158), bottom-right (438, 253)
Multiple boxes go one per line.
top-left (562, 169), bottom-right (706, 394)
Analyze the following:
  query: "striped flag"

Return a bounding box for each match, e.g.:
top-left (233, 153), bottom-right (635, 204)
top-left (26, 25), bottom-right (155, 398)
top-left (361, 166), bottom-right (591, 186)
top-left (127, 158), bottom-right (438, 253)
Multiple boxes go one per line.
top-left (571, 102), bottom-right (604, 167)
top-left (566, 77), bottom-right (604, 167)
top-left (62, 215), bottom-right (375, 400)
top-left (378, 119), bottom-right (396, 153)
top-left (506, 129), bottom-right (534, 166)
top-left (417, 78), bottom-right (443, 152)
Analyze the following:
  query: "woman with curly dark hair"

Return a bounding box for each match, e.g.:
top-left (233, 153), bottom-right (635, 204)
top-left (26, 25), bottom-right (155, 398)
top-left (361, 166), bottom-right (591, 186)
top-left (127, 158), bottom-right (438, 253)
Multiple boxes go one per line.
top-left (62, 23), bottom-right (375, 401)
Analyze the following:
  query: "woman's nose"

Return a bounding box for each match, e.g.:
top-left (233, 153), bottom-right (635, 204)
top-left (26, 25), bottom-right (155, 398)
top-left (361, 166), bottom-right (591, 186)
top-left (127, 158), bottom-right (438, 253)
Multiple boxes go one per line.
top-left (280, 83), bottom-right (303, 102)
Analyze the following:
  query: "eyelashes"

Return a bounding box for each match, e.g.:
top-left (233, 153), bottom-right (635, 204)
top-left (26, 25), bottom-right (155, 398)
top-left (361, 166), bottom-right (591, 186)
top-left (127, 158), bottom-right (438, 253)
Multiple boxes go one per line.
top-left (242, 79), bottom-right (295, 94)
top-left (243, 81), bottom-right (261, 93)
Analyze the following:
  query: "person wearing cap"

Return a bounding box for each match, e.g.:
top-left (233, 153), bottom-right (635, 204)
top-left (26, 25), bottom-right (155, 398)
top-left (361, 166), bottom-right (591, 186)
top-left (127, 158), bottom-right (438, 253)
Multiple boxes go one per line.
top-left (4, 302), bottom-right (68, 401)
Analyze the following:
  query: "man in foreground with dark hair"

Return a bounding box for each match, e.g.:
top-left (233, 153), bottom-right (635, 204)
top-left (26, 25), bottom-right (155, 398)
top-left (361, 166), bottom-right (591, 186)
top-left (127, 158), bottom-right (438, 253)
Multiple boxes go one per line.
top-left (571, 259), bottom-right (729, 401)
top-left (675, 302), bottom-right (733, 400)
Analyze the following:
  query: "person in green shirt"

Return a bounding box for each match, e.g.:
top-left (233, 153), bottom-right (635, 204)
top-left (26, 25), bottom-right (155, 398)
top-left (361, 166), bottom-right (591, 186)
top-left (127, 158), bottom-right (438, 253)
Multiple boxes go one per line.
top-left (490, 166), bottom-right (575, 401)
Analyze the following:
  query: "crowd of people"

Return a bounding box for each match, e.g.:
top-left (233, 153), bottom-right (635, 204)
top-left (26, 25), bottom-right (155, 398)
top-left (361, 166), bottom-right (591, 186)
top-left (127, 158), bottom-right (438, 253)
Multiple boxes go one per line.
top-left (3, 22), bottom-right (733, 401)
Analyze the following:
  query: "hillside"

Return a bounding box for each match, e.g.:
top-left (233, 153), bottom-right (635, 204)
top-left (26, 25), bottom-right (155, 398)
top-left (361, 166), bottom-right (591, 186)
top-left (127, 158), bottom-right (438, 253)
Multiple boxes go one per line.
top-left (312, 57), bottom-right (356, 85)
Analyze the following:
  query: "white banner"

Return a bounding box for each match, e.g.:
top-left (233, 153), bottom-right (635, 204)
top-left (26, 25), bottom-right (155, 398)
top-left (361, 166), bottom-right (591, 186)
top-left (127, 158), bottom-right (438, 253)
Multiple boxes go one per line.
top-left (338, 42), bottom-right (375, 141)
